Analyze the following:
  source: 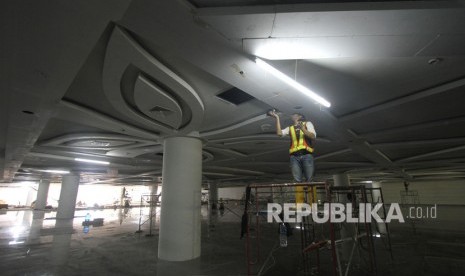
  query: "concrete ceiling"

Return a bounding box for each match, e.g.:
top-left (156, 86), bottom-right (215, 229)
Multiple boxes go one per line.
top-left (2, 0), bottom-right (465, 186)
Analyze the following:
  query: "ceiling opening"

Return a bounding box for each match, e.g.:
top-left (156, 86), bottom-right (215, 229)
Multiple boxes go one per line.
top-left (216, 87), bottom-right (255, 105)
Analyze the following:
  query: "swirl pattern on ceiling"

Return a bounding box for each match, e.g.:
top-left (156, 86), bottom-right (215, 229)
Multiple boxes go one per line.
top-left (103, 26), bottom-right (204, 136)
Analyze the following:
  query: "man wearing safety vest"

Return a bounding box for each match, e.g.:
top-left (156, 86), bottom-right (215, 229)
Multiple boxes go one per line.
top-left (270, 110), bottom-right (316, 204)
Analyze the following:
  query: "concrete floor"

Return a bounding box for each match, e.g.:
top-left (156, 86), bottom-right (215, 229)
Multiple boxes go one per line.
top-left (0, 204), bottom-right (464, 275)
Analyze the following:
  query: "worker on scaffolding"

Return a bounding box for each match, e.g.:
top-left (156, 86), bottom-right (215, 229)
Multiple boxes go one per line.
top-left (270, 110), bottom-right (316, 204)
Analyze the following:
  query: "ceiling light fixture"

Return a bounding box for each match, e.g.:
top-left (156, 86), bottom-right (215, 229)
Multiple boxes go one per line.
top-left (255, 57), bottom-right (331, 108)
top-left (41, 169), bottom-right (70, 174)
top-left (248, 38), bottom-right (331, 60)
top-left (74, 158), bottom-right (110, 165)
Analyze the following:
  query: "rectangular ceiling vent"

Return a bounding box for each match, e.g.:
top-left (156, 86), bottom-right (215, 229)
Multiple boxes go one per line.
top-left (216, 87), bottom-right (255, 105)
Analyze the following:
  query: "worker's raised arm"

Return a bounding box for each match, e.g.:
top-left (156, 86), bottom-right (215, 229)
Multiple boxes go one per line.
top-left (270, 110), bottom-right (283, 136)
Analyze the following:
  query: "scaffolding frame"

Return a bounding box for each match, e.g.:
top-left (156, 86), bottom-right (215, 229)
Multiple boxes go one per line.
top-left (400, 190), bottom-right (420, 205)
top-left (244, 182), bottom-right (327, 276)
top-left (243, 182), bottom-right (393, 276)
top-left (400, 189), bottom-right (421, 233)
top-left (328, 186), bottom-right (393, 276)
top-left (135, 193), bottom-right (160, 236)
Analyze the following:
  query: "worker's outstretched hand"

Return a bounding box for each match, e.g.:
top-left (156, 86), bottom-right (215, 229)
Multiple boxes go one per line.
top-left (269, 110), bottom-right (279, 118)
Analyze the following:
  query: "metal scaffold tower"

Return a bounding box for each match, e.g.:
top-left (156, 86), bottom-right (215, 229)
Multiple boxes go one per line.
top-left (400, 190), bottom-right (420, 205)
top-left (400, 183), bottom-right (421, 233)
top-left (242, 182), bottom-right (393, 276)
top-left (136, 193), bottom-right (160, 236)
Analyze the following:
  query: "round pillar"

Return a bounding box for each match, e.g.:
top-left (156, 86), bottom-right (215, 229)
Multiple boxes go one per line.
top-left (34, 179), bottom-right (50, 210)
top-left (151, 183), bottom-right (159, 195)
top-left (158, 136), bottom-right (203, 261)
top-left (209, 182), bottom-right (218, 210)
top-left (56, 173), bottom-right (80, 219)
top-left (51, 220), bottom-right (74, 272)
top-left (333, 173), bottom-right (350, 188)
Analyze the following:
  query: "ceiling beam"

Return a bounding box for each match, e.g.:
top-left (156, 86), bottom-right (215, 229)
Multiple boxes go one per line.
top-left (372, 137), bottom-right (465, 148)
top-left (205, 146), bottom-right (248, 157)
top-left (406, 165), bottom-right (465, 174)
top-left (201, 114), bottom-right (268, 137)
top-left (338, 76), bottom-right (465, 122)
top-left (321, 112), bottom-right (411, 179)
top-left (402, 157), bottom-right (465, 166)
top-left (396, 145), bottom-right (465, 163)
top-left (209, 134), bottom-right (331, 145)
top-left (84, 170), bottom-right (161, 185)
top-left (361, 115), bottom-right (465, 138)
top-left (203, 165), bottom-right (265, 176)
top-left (59, 100), bottom-right (160, 140)
top-left (314, 148), bottom-right (352, 160)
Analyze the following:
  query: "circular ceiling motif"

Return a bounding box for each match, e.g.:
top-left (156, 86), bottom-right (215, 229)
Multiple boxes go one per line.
top-left (65, 139), bottom-right (133, 148)
top-left (103, 26), bottom-right (205, 137)
top-left (133, 74), bottom-right (183, 129)
top-left (40, 133), bottom-right (156, 151)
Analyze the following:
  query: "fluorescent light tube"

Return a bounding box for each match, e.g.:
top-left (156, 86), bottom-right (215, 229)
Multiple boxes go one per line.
top-left (9, 240), bottom-right (25, 245)
top-left (74, 158), bottom-right (110, 165)
top-left (42, 169), bottom-right (70, 174)
top-left (255, 58), bottom-right (331, 108)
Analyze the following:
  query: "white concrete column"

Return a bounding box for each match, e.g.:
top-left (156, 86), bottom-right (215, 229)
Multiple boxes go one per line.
top-left (56, 174), bottom-right (80, 219)
top-left (149, 183), bottom-right (159, 233)
top-left (26, 187), bottom-right (36, 207)
top-left (34, 179), bottom-right (50, 210)
top-left (207, 182), bottom-right (219, 234)
top-left (366, 181), bottom-right (382, 202)
top-left (158, 136), bottom-right (202, 261)
top-left (333, 173), bottom-right (350, 188)
top-left (209, 182), bottom-right (218, 210)
top-left (151, 183), bottom-right (159, 195)
top-left (51, 219), bottom-right (73, 272)
top-left (28, 212), bottom-right (45, 244)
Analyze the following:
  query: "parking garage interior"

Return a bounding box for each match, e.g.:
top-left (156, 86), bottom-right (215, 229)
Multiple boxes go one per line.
top-left (1, 1), bottom-right (465, 275)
